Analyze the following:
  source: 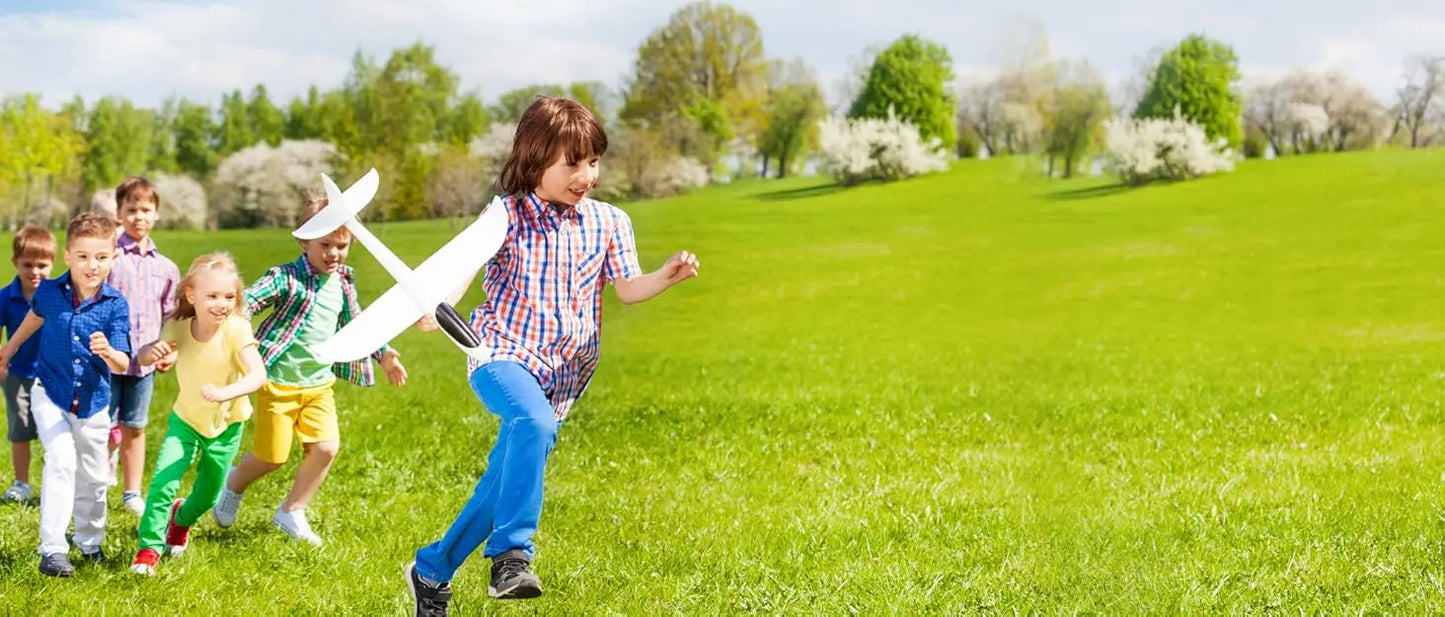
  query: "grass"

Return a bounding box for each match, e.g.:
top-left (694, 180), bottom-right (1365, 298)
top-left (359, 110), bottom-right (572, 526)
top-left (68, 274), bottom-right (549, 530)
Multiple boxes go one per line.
top-left (3, 148), bottom-right (1445, 614)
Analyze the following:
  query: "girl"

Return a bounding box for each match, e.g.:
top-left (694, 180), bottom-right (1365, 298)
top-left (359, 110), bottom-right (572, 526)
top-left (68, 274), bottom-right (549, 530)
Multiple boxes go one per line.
top-left (129, 253), bottom-right (264, 575)
top-left (404, 95), bottom-right (699, 613)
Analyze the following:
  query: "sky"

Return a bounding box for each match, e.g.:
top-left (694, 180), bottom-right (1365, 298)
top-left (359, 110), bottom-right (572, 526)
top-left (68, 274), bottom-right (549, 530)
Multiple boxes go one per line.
top-left (1, 0), bottom-right (1442, 111)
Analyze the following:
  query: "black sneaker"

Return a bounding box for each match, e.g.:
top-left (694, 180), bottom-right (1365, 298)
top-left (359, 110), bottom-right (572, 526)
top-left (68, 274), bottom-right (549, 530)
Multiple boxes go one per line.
top-left (39, 552), bottom-right (75, 577)
top-left (79, 547), bottom-right (106, 564)
top-left (488, 549), bottom-right (542, 599)
top-left (405, 562), bottom-right (452, 617)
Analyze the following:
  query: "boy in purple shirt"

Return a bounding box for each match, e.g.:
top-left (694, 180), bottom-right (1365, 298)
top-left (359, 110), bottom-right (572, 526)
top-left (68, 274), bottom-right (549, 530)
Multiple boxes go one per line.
top-left (104, 177), bottom-right (181, 515)
top-left (0, 226), bottom-right (56, 504)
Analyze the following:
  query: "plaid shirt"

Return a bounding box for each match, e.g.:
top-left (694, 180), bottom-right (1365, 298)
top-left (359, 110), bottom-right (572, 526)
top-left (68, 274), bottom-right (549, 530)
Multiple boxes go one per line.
top-left (106, 233), bottom-right (180, 377)
top-left (467, 193), bottom-right (643, 420)
top-left (243, 255), bottom-right (390, 387)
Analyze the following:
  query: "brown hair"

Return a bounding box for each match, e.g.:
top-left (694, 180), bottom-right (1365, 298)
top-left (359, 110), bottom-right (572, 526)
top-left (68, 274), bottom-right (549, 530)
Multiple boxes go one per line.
top-left (170, 252), bottom-right (244, 321)
top-left (497, 96), bottom-right (607, 197)
top-left (66, 212), bottom-right (118, 246)
top-left (115, 177), bottom-right (160, 212)
top-left (296, 194), bottom-right (351, 241)
top-left (11, 225), bottom-right (56, 262)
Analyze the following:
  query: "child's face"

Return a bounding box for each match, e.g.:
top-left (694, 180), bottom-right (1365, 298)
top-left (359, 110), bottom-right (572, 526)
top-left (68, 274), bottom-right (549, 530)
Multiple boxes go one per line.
top-left (299, 232), bottom-right (351, 276)
top-left (64, 236), bottom-right (116, 291)
top-left (12, 256), bottom-right (53, 292)
top-left (535, 151), bottom-right (601, 207)
top-left (187, 271), bottom-right (240, 324)
top-left (118, 199), bottom-right (159, 241)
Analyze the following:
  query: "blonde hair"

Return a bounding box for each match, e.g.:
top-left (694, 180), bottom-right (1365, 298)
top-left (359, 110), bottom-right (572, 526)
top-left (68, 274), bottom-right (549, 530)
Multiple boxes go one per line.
top-left (170, 252), bottom-right (244, 321)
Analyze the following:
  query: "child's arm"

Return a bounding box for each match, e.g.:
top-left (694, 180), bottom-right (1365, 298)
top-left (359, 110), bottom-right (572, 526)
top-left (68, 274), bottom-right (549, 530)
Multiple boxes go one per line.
top-left (201, 344), bottom-right (265, 404)
top-left (612, 251), bottom-right (700, 304)
top-left (242, 266), bottom-right (285, 317)
top-left (89, 333), bottom-right (130, 373)
top-left (0, 311), bottom-right (45, 379)
top-left (136, 339), bottom-right (177, 367)
top-left (91, 297), bottom-right (133, 373)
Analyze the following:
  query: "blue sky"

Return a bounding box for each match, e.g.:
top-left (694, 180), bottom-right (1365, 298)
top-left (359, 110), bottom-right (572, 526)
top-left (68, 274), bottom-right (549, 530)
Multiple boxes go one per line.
top-left (2, 0), bottom-right (1442, 110)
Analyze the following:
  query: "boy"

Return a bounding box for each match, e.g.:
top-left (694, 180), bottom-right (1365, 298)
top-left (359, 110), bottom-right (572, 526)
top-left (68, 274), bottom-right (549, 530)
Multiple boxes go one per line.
top-left (0, 226), bottom-right (56, 504)
top-left (105, 177), bottom-right (181, 515)
top-left (0, 212), bottom-right (132, 577)
top-left (213, 196), bottom-right (407, 545)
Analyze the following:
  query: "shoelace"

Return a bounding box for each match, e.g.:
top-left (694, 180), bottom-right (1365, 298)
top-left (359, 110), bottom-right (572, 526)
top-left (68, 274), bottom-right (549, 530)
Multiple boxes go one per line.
top-left (417, 581), bottom-right (452, 616)
top-left (494, 557), bottom-right (529, 582)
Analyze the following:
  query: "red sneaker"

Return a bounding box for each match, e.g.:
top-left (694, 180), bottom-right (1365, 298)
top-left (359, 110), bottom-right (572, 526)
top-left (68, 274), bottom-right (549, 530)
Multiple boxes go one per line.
top-left (129, 548), bottom-right (159, 575)
top-left (165, 500), bottom-right (190, 554)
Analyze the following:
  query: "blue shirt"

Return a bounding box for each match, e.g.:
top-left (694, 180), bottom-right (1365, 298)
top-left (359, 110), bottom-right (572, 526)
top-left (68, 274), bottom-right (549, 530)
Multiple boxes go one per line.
top-left (0, 277), bottom-right (41, 379)
top-left (30, 274), bottom-right (131, 419)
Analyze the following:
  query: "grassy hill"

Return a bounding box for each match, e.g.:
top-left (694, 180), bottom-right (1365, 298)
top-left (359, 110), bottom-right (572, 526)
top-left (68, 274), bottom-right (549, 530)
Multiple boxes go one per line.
top-left (3, 148), bottom-right (1445, 614)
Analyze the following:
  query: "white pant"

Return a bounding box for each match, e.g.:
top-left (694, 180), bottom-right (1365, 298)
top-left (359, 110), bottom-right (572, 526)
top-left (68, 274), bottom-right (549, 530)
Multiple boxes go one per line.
top-left (31, 383), bottom-right (111, 555)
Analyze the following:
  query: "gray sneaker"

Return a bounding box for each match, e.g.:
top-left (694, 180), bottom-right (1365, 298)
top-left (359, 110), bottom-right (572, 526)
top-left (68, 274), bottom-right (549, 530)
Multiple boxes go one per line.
top-left (488, 549), bottom-right (542, 599)
top-left (39, 552), bottom-right (75, 577)
top-left (1, 481), bottom-right (31, 503)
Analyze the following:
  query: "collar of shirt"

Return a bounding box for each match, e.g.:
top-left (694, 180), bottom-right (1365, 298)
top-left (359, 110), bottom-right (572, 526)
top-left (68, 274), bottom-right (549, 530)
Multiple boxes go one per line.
top-left (117, 232), bottom-right (156, 256)
top-left (290, 254), bottom-right (355, 283)
top-left (58, 272), bottom-right (123, 306)
top-left (519, 192), bottom-right (586, 226)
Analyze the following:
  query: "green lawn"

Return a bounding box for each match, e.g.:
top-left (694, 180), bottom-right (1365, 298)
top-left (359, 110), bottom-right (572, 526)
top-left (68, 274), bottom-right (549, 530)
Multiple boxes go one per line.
top-left (3, 149), bottom-right (1445, 614)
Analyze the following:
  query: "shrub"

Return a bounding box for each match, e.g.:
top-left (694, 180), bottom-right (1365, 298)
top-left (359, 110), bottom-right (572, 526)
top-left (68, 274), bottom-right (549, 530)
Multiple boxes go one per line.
top-left (1103, 112), bottom-right (1235, 185)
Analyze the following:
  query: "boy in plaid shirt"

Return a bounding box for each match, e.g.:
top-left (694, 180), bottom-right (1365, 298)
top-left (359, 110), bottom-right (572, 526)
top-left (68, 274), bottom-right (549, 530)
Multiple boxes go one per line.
top-left (211, 197), bottom-right (408, 545)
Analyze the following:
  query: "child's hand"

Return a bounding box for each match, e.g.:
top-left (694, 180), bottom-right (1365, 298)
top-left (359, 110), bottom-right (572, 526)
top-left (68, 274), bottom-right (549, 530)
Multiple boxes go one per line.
top-left (381, 349), bottom-right (407, 386)
top-left (415, 314), bottom-right (438, 332)
top-left (661, 250), bottom-right (700, 285)
top-left (145, 340), bottom-right (177, 366)
top-left (89, 332), bottom-right (113, 356)
top-left (201, 384), bottom-right (226, 403)
top-left (0, 346), bottom-right (10, 380)
top-left (155, 350), bottom-right (178, 372)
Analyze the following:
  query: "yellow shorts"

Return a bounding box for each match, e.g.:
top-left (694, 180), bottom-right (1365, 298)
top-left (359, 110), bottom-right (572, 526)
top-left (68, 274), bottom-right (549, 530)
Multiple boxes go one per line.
top-left (251, 381), bottom-right (338, 465)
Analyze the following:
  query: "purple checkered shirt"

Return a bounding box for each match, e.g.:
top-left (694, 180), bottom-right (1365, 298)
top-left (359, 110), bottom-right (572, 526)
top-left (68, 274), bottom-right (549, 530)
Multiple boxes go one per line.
top-left (106, 233), bottom-right (180, 377)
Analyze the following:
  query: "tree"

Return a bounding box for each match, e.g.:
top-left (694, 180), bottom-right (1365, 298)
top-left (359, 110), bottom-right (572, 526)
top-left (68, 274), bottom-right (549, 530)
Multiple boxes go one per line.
top-left (82, 97), bottom-right (152, 193)
top-left (1247, 70), bottom-right (1387, 155)
top-left (491, 85), bottom-right (568, 123)
top-left (216, 89), bottom-right (255, 155)
top-left (757, 59), bottom-right (826, 177)
top-left (425, 144), bottom-right (485, 229)
top-left (442, 91), bottom-right (488, 146)
top-left (620, 1), bottom-right (769, 168)
top-left (285, 85), bottom-right (325, 140)
top-left (1042, 60), bottom-right (1112, 178)
top-left (147, 97), bottom-right (180, 174)
top-left (1135, 34), bottom-right (1243, 146)
top-left (849, 34), bottom-right (958, 149)
top-left (248, 85), bottom-right (286, 147)
top-left (1394, 55), bottom-right (1444, 148)
top-left (0, 94), bottom-right (85, 228)
top-left (173, 100), bottom-right (218, 177)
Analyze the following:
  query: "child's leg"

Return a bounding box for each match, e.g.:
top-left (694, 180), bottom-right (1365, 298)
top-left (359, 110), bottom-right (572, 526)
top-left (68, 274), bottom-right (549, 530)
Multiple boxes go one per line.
top-left (116, 374), bottom-right (155, 494)
top-left (31, 385), bottom-right (78, 555)
top-left (227, 383), bottom-right (295, 493)
top-left (281, 386), bottom-right (340, 512)
top-left (414, 362), bottom-right (557, 583)
top-left (11, 441), bottom-right (29, 485)
top-left (69, 409), bottom-right (113, 553)
top-left (137, 415), bottom-right (201, 552)
top-left (5, 375), bottom-right (38, 485)
top-left (176, 421), bottom-right (243, 526)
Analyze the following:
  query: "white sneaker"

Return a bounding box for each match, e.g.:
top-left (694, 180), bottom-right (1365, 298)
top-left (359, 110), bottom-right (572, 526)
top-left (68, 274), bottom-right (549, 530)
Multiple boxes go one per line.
top-left (213, 486), bottom-right (243, 528)
top-left (122, 493), bottom-right (145, 515)
top-left (1, 481), bottom-right (31, 503)
top-left (271, 506), bottom-right (323, 546)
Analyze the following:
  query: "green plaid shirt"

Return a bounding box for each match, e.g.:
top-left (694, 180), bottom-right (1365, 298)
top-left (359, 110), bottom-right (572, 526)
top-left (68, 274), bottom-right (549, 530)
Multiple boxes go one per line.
top-left (243, 255), bottom-right (390, 387)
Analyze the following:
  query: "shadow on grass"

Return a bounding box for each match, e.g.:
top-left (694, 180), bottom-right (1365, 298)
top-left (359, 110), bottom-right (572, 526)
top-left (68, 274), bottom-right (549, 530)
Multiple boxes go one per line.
top-left (1044, 183), bottom-right (1131, 201)
top-left (751, 182), bottom-right (848, 202)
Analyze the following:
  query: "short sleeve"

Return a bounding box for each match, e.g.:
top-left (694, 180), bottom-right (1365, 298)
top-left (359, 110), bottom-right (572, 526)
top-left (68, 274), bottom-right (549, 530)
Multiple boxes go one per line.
top-left (603, 207), bottom-right (644, 283)
top-left (29, 281), bottom-right (53, 319)
top-left (159, 319), bottom-right (180, 344)
top-left (228, 315), bottom-right (259, 363)
top-left (107, 297), bottom-right (132, 354)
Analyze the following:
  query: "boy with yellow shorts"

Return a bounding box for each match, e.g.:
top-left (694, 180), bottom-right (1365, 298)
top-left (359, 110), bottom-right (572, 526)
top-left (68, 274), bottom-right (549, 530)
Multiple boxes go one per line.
top-left (212, 196), bottom-right (408, 545)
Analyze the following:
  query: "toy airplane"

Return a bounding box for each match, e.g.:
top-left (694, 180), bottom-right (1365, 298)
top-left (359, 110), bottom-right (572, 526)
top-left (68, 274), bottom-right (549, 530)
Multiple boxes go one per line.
top-left (295, 169), bottom-right (509, 364)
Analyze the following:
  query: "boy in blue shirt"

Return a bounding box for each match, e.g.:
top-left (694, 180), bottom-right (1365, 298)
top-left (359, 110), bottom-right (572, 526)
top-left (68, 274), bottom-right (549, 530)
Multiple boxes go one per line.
top-left (0, 213), bottom-right (132, 577)
top-left (0, 225), bottom-right (56, 504)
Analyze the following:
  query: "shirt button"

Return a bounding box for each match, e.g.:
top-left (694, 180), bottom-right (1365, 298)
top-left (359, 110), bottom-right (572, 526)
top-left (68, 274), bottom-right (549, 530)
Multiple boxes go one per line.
top-left (73, 336), bottom-right (79, 342)
top-left (73, 359), bottom-right (80, 364)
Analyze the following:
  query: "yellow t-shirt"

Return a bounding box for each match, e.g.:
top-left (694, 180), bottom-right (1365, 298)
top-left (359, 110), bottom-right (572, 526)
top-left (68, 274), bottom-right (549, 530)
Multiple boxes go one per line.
top-left (160, 315), bottom-right (259, 438)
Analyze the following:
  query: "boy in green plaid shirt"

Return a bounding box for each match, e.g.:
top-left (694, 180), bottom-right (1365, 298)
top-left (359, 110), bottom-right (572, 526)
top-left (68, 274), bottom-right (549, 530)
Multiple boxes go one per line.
top-left (212, 196), bottom-right (408, 545)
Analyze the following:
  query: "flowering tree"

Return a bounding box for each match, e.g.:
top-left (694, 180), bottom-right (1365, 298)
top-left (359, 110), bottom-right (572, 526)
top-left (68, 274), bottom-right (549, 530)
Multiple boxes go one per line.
top-left (817, 110), bottom-right (949, 185)
top-left (152, 172), bottom-right (207, 229)
top-left (212, 139), bottom-right (339, 228)
top-left (1103, 113), bottom-right (1235, 185)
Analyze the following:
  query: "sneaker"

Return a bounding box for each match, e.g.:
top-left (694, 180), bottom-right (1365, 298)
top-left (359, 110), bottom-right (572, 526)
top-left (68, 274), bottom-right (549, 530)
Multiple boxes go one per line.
top-left (39, 552), bottom-right (75, 577)
top-left (79, 547), bottom-right (106, 564)
top-left (122, 492), bottom-right (145, 515)
top-left (165, 500), bottom-right (190, 555)
top-left (405, 562), bottom-right (453, 617)
top-left (488, 549), bottom-right (542, 599)
top-left (213, 485), bottom-right (243, 528)
top-left (129, 548), bottom-right (160, 576)
top-left (1, 481), bottom-right (31, 503)
top-left (271, 506), bottom-right (322, 546)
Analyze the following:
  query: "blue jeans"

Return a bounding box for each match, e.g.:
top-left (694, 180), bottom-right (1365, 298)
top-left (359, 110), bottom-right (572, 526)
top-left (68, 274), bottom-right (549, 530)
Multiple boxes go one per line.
top-left (109, 373), bottom-right (155, 429)
top-left (415, 362), bottom-right (559, 583)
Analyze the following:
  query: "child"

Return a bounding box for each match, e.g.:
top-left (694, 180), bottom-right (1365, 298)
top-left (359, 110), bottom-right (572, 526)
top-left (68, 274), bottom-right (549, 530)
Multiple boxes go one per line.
top-left (212, 196), bottom-right (408, 545)
top-left (403, 96), bottom-right (698, 613)
top-left (105, 177), bottom-right (181, 515)
top-left (128, 253), bottom-right (264, 575)
top-left (0, 212), bottom-right (132, 577)
top-left (0, 226), bottom-right (56, 504)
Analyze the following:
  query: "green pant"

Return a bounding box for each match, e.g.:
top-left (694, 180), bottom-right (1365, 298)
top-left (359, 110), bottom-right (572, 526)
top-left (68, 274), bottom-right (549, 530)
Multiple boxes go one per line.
top-left (137, 413), bottom-right (244, 551)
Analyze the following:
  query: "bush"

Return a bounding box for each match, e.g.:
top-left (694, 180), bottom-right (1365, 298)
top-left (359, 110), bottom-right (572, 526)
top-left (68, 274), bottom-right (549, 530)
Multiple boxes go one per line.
top-left (638, 156), bottom-right (709, 198)
top-left (1103, 113), bottom-right (1235, 185)
top-left (212, 139), bottom-right (339, 228)
top-left (152, 172), bottom-right (207, 229)
top-left (817, 110), bottom-right (949, 185)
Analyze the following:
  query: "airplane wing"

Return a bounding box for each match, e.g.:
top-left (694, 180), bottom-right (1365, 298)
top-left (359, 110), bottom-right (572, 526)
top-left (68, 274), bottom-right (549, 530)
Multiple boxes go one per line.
top-left (308, 198), bottom-right (510, 364)
top-left (293, 168), bottom-right (380, 240)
